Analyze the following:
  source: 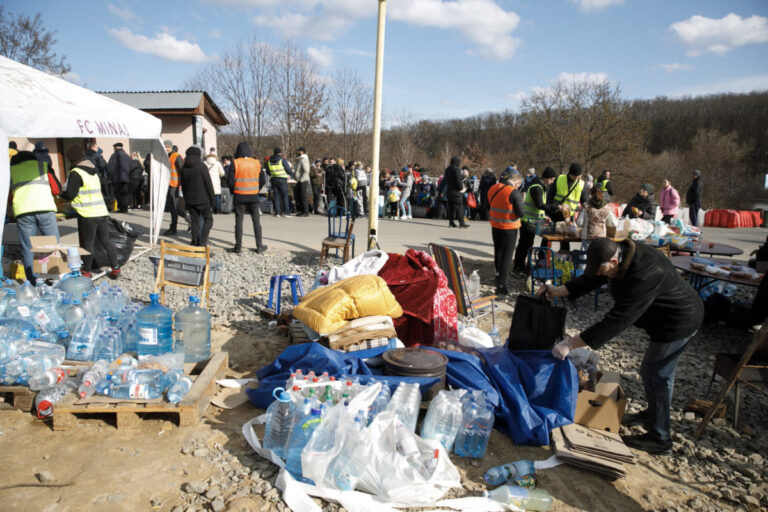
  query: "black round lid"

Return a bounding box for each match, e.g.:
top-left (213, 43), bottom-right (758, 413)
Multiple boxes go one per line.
top-left (382, 347), bottom-right (448, 371)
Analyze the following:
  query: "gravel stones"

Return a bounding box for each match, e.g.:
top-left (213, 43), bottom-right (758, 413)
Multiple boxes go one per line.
top-left (184, 481), bottom-right (207, 494)
top-left (35, 471), bottom-right (54, 483)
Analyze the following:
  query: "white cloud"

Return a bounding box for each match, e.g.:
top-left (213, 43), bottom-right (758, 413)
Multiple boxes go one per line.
top-left (557, 71), bottom-right (609, 84)
top-left (107, 3), bottom-right (140, 23)
top-left (507, 91), bottom-right (527, 102)
top-left (109, 28), bottom-right (209, 63)
top-left (670, 13), bottom-right (768, 56)
top-left (59, 71), bottom-right (83, 84)
top-left (246, 0), bottom-right (521, 60)
top-left (570, 0), bottom-right (624, 12)
top-left (655, 63), bottom-right (693, 72)
top-left (209, 28), bottom-right (221, 39)
top-left (670, 73), bottom-right (768, 97)
top-left (307, 46), bottom-right (333, 68)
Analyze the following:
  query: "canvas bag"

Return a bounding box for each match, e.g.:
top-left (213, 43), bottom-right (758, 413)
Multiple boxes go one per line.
top-left (507, 294), bottom-right (566, 350)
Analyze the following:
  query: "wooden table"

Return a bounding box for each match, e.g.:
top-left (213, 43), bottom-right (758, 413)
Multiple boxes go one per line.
top-left (670, 255), bottom-right (762, 291)
top-left (669, 241), bottom-right (743, 257)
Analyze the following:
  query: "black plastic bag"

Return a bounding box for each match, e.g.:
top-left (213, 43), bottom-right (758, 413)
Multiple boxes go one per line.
top-left (507, 294), bottom-right (567, 350)
top-left (92, 218), bottom-right (142, 269)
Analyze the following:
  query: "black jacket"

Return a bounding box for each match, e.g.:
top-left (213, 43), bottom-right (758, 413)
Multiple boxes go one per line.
top-left (443, 165), bottom-right (463, 193)
top-left (479, 171), bottom-right (497, 206)
top-left (227, 142), bottom-right (266, 205)
top-left (33, 142), bottom-right (54, 170)
top-left (525, 177), bottom-right (560, 217)
top-left (325, 163), bottom-right (345, 191)
top-left (129, 159), bottom-right (144, 183)
top-left (686, 178), bottom-right (702, 205)
top-left (565, 240), bottom-right (703, 348)
top-left (85, 148), bottom-right (108, 179)
top-left (596, 174), bottom-right (613, 198)
top-left (180, 150), bottom-right (215, 208)
top-left (622, 193), bottom-right (655, 220)
top-left (106, 148), bottom-right (132, 184)
top-left (60, 159), bottom-right (108, 205)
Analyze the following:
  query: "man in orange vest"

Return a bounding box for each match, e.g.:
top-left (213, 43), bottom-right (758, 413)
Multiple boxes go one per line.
top-left (226, 141), bottom-right (268, 254)
top-left (488, 169), bottom-right (525, 296)
top-left (164, 140), bottom-right (188, 235)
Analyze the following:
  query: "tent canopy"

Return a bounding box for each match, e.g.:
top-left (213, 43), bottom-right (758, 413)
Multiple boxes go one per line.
top-left (0, 55), bottom-right (169, 246)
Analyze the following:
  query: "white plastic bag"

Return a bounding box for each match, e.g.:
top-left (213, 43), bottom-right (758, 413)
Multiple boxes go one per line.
top-left (458, 326), bottom-right (494, 349)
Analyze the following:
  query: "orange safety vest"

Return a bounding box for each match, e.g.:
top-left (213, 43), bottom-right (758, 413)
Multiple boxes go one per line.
top-left (488, 182), bottom-right (521, 230)
top-left (168, 151), bottom-right (183, 187)
top-left (233, 158), bottom-right (261, 195)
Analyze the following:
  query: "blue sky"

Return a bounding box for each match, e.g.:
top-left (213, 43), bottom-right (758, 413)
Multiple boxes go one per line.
top-left (6, 0), bottom-right (768, 122)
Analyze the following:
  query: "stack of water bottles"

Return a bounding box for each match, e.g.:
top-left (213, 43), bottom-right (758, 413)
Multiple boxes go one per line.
top-left (453, 389), bottom-right (495, 458)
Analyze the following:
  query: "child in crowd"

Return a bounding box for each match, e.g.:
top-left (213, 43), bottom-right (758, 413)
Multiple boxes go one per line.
top-left (387, 182), bottom-right (401, 219)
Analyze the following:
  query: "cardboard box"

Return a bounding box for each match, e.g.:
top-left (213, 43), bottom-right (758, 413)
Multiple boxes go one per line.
top-left (574, 370), bottom-right (627, 433)
top-left (31, 236), bottom-right (89, 277)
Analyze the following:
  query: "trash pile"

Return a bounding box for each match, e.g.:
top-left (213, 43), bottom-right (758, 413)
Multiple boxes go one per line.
top-left (0, 260), bottom-right (212, 418)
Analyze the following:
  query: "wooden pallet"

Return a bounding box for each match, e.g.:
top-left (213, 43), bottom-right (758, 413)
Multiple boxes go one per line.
top-left (51, 352), bottom-right (229, 430)
top-left (289, 322), bottom-right (311, 345)
top-left (0, 385), bottom-right (36, 411)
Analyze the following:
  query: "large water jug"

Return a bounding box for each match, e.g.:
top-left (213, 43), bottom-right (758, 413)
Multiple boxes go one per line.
top-left (284, 404), bottom-right (324, 482)
top-left (263, 387), bottom-right (295, 459)
top-left (420, 391), bottom-right (463, 451)
top-left (63, 300), bottom-right (86, 333)
top-left (0, 288), bottom-right (18, 316)
top-left (327, 411), bottom-right (367, 490)
top-left (174, 296), bottom-right (211, 363)
top-left (16, 280), bottom-right (37, 303)
top-left (66, 315), bottom-right (103, 361)
top-left (60, 270), bottom-right (94, 300)
top-left (454, 395), bottom-right (494, 458)
top-left (137, 294), bottom-right (173, 356)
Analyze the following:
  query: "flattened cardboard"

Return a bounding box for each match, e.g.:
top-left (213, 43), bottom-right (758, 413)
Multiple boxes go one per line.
top-left (560, 423), bottom-right (635, 464)
top-left (551, 427), bottom-right (626, 479)
top-left (574, 370), bottom-right (627, 433)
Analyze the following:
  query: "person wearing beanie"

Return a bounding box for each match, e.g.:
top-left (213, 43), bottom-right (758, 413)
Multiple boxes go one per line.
top-left (478, 167), bottom-right (498, 221)
top-left (443, 156), bottom-right (468, 228)
top-left (513, 166), bottom-right (560, 273)
top-left (59, 144), bottom-right (121, 279)
top-left (488, 171), bottom-right (525, 295)
top-left (540, 237), bottom-right (704, 454)
top-left (685, 170), bottom-right (703, 227)
top-left (267, 147), bottom-right (294, 217)
top-left (180, 146), bottom-right (216, 246)
top-left (622, 183), bottom-right (656, 220)
top-left (547, 163), bottom-right (587, 252)
top-left (226, 141), bottom-right (268, 254)
top-left (8, 141), bottom-right (18, 160)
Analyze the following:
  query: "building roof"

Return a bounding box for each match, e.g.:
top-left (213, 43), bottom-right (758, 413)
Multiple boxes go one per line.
top-left (98, 90), bottom-right (228, 125)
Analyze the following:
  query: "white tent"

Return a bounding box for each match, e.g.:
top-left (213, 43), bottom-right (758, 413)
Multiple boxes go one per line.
top-left (0, 55), bottom-right (169, 247)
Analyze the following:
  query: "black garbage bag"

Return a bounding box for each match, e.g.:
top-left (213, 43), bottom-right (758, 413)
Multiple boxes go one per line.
top-left (92, 218), bottom-right (142, 269)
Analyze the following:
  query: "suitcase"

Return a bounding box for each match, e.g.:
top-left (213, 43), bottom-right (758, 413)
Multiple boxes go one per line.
top-left (220, 188), bottom-right (234, 214)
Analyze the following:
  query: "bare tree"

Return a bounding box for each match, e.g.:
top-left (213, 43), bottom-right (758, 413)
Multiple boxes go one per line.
top-left (387, 110), bottom-right (416, 167)
top-left (331, 67), bottom-right (373, 163)
top-left (0, 7), bottom-right (70, 74)
top-left (272, 41), bottom-right (328, 157)
top-left (185, 34), bottom-right (275, 156)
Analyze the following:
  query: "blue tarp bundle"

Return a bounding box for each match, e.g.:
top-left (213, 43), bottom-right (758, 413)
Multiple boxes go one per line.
top-left (246, 343), bottom-right (578, 446)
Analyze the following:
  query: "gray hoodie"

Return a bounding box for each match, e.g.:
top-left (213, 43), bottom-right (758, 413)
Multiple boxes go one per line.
top-left (296, 153), bottom-right (310, 183)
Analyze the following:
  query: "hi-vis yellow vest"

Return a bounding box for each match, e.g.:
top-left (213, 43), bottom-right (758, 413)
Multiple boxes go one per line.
top-left (11, 159), bottom-right (56, 217)
top-left (70, 167), bottom-right (109, 217)
top-left (553, 174), bottom-right (584, 211)
top-left (267, 158), bottom-right (289, 179)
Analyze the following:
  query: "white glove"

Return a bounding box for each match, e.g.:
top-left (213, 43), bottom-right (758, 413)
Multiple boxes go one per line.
top-left (552, 338), bottom-right (572, 360)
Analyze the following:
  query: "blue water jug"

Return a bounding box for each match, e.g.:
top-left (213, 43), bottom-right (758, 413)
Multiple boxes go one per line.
top-left (137, 294), bottom-right (173, 356)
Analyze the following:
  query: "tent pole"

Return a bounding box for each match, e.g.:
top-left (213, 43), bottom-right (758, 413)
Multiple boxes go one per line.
top-left (367, 0), bottom-right (387, 251)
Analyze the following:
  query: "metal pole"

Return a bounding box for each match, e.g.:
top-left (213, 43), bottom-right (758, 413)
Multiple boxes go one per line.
top-left (367, 0), bottom-right (387, 250)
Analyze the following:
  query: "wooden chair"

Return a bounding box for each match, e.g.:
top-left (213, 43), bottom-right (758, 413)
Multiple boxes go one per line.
top-left (694, 321), bottom-right (768, 437)
top-left (320, 213), bottom-right (356, 264)
top-left (155, 240), bottom-right (212, 307)
top-left (428, 242), bottom-right (496, 323)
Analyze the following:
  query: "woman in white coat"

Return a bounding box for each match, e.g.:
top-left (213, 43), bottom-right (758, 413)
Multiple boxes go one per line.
top-left (205, 148), bottom-right (226, 213)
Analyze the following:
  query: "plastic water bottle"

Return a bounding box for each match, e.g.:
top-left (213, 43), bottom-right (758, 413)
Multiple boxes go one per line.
top-left (468, 270), bottom-right (480, 298)
top-left (454, 395), bottom-right (494, 458)
top-left (488, 325), bottom-right (501, 347)
top-left (28, 367), bottom-right (67, 391)
top-left (66, 315), bottom-right (102, 361)
top-left (0, 326), bottom-right (27, 358)
top-left (167, 376), bottom-right (193, 404)
top-left (93, 326), bottom-right (122, 362)
top-left (63, 299), bottom-right (86, 333)
top-left (78, 360), bottom-right (109, 398)
top-left (107, 382), bottom-right (165, 400)
top-left (484, 485), bottom-right (552, 511)
top-left (137, 294), bottom-right (173, 356)
top-left (421, 392), bottom-right (464, 451)
top-left (174, 296), bottom-right (211, 363)
top-left (0, 288), bottom-right (18, 316)
top-left (59, 268), bottom-right (94, 300)
top-left (484, 460), bottom-right (536, 486)
top-left (0, 317), bottom-right (37, 337)
top-left (80, 292), bottom-right (100, 317)
top-left (263, 387), bottom-right (295, 458)
top-left (367, 380), bottom-right (391, 424)
top-left (394, 422), bottom-right (429, 478)
top-left (16, 280), bottom-right (37, 303)
top-left (285, 405), bottom-right (324, 481)
top-left (35, 379), bottom-right (79, 418)
top-left (32, 302), bottom-right (67, 334)
top-left (328, 411), bottom-right (367, 490)
top-left (386, 382), bottom-right (421, 432)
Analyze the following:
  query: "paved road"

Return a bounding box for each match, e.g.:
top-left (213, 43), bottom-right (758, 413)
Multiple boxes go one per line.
top-left (4, 208), bottom-right (764, 262)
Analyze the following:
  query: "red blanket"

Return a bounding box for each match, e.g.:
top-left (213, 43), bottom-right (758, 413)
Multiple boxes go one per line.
top-left (378, 250), bottom-right (438, 324)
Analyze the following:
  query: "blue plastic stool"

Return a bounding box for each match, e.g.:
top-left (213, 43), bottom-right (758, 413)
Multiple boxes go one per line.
top-left (268, 275), bottom-right (306, 314)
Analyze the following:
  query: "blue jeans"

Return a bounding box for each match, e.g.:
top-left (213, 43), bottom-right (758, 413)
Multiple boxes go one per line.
top-left (271, 178), bottom-right (290, 215)
top-left (16, 212), bottom-right (60, 282)
top-left (398, 197), bottom-right (411, 217)
top-left (640, 333), bottom-right (695, 441)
